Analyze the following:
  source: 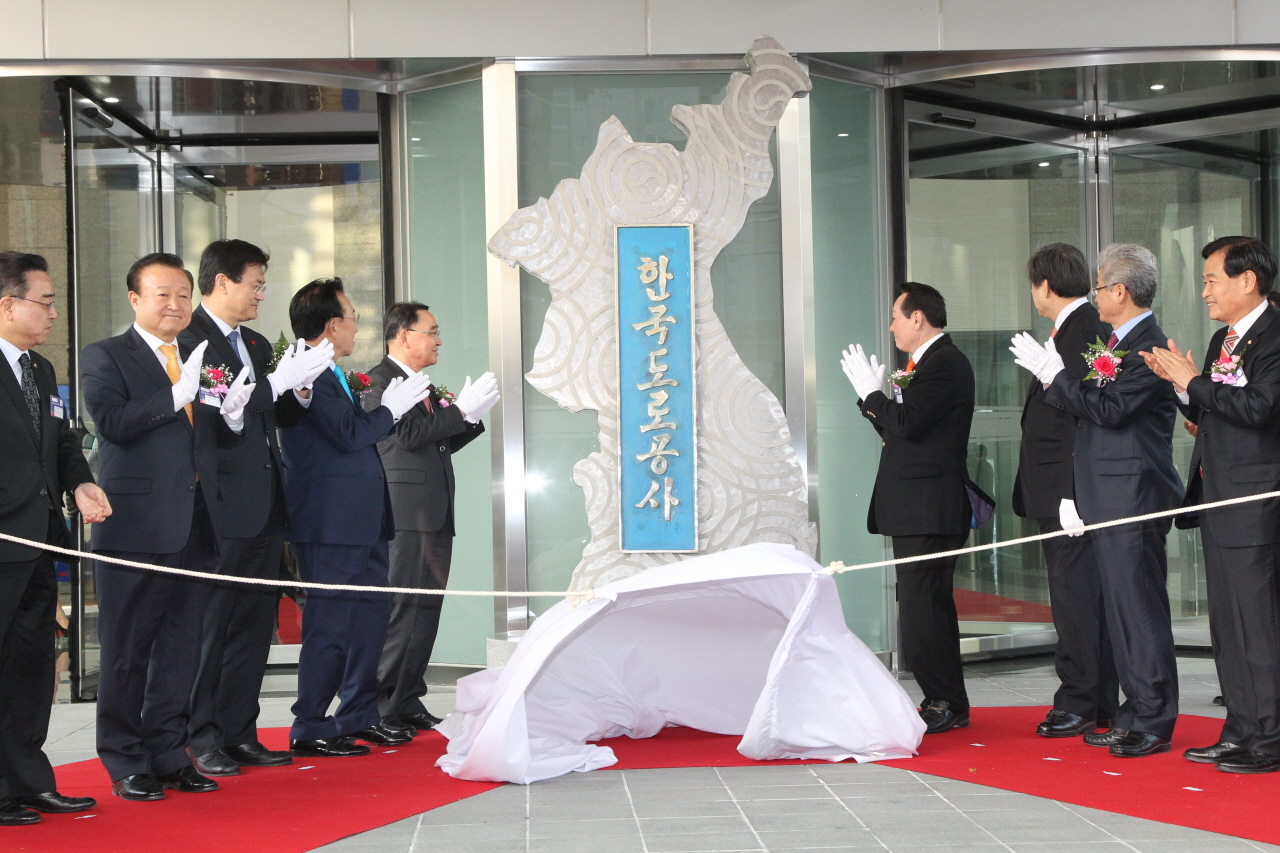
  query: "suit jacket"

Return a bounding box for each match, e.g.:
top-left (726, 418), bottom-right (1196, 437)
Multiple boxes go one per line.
top-left (860, 334), bottom-right (975, 537)
top-left (1178, 306), bottom-right (1280, 545)
top-left (279, 366), bottom-right (396, 546)
top-left (1043, 314), bottom-right (1183, 524)
top-left (362, 358), bottom-right (484, 536)
top-left (178, 305), bottom-right (306, 538)
top-left (0, 347), bottom-right (94, 562)
top-left (1013, 302), bottom-right (1111, 520)
top-left (81, 327), bottom-right (242, 554)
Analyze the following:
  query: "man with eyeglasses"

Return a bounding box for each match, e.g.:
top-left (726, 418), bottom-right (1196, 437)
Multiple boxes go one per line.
top-left (363, 303), bottom-right (496, 735)
top-left (177, 239), bottom-right (332, 779)
top-left (1011, 244), bottom-right (1182, 758)
top-left (0, 251), bottom-right (109, 825)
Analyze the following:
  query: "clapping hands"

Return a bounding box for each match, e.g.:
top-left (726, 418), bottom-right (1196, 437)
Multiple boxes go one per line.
top-left (840, 344), bottom-right (887, 400)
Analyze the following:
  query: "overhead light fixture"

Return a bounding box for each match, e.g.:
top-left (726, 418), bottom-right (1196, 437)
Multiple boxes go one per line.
top-left (410, 137), bottom-right (421, 141)
top-left (1038, 161), bottom-right (1051, 167)
top-left (103, 96), bottom-right (120, 104)
top-left (837, 133), bottom-right (849, 137)
top-left (1150, 83), bottom-right (1165, 91)
top-left (203, 174), bottom-right (215, 179)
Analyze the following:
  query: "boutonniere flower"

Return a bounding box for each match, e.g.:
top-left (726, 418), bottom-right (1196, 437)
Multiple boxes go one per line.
top-left (1083, 337), bottom-right (1128, 385)
top-left (430, 384), bottom-right (456, 407)
top-left (1210, 354), bottom-right (1244, 384)
top-left (345, 371), bottom-right (373, 396)
top-left (889, 369), bottom-right (915, 390)
top-left (199, 364), bottom-right (235, 395)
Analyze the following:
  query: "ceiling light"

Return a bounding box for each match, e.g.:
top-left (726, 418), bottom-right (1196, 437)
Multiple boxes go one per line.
top-left (103, 96), bottom-right (120, 103)
top-left (837, 133), bottom-right (849, 137)
top-left (203, 174), bottom-right (215, 179)
top-left (411, 137), bottom-right (421, 141)
top-left (1038, 161), bottom-right (1051, 167)
top-left (1150, 83), bottom-right (1165, 91)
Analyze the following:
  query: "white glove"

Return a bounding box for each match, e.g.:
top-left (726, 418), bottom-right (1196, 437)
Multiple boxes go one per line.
top-left (172, 340), bottom-right (208, 412)
top-left (219, 369), bottom-right (255, 432)
top-left (455, 372), bottom-right (499, 424)
top-left (1059, 498), bottom-right (1085, 537)
top-left (840, 344), bottom-right (887, 400)
top-left (380, 371), bottom-right (432, 419)
top-left (1010, 332), bottom-right (1065, 386)
top-left (268, 338), bottom-right (333, 400)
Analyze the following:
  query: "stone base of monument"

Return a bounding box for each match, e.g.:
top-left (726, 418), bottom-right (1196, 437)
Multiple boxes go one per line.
top-left (486, 631), bottom-right (525, 669)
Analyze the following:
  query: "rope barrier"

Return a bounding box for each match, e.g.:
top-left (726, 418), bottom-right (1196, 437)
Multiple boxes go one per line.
top-left (5, 488), bottom-right (1277, 601)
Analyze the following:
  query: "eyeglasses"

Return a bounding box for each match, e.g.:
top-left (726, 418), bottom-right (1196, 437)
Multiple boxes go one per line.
top-left (339, 312), bottom-right (360, 324)
top-left (405, 328), bottom-right (440, 339)
top-left (244, 283), bottom-right (267, 295)
top-left (1091, 282), bottom-right (1123, 299)
top-left (10, 295), bottom-right (56, 312)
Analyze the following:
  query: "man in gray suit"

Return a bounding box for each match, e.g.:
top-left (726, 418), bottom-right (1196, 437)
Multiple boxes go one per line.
top-left (362, 302), bottom-right (498, 733)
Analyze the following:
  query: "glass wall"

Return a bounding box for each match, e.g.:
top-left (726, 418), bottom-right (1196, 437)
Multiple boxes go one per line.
top-left (403, 79), bottom-right (493, 665)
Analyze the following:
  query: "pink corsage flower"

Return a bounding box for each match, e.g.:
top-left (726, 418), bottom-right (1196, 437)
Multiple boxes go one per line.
top-left (1210, 354), bottom-right (1243, 384)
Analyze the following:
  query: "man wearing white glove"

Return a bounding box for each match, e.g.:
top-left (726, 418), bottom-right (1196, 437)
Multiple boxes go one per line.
top-left (81, 253), bottom-right (246, 799)
top-left (363, 303), bottom-right (489, 733)
top-left (1010, 243), bottom-right (1117, 741)
top-left (178, 240), bottom-right (312, 776)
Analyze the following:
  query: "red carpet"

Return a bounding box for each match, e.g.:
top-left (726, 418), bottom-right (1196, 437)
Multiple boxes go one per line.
top-left (25, 707), bottom-right (1280, 851)
top-left (953, 587), bottom-right (1054, 622)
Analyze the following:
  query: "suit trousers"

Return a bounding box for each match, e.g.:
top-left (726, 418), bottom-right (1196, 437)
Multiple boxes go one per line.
top-left (1039, 516), bottom-right (1119, 720)
top-left (188, 496), bottom-right (286, 755)
top-left (1202, 527), bottom-right (1280, 757)
top-left (0, 517), bottom-right (60, 799)
top-left (290, 540), bottom-right (390, 741)
top-left (893, 533), bottom-right (970, 711)
top-left (95, 492), bottom-right (217, 780)
top-left (1092, 520), bottom-right (1179, 739)
top-left (377, 529), bottom-right (452, 718)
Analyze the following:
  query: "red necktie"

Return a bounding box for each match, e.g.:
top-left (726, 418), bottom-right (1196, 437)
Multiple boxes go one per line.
top-left (1050, 327), bottom-right (1057, 338)
top-left (1221, 327), bottom-right (1238, 360)
top-left (1106, 332), bottom-right (1119, 351)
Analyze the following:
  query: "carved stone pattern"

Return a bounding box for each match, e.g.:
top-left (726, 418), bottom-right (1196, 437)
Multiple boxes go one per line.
top-left (489, 38), bottom-right (817, 591)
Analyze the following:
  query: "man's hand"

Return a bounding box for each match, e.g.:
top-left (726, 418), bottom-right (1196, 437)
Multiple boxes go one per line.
top-left (1184, 420), bottom-right (1199, 438)
top-left (1009, 332), bottom-right (1064, 385)
top-left (381, 372), bottom-right (433, 419)
top-left (268, 338), bottom-right (333, 399)
top-left (74, 482), bottom-right (112, 524)
top-left (219, 370), bottom-right (255, 432)
top-left (840, 344), bottom-right (886, 400)
top-left (173, 340), bottom-right (208, 411)
top-left (1140, 338), bottom-right (1198, 393)
top-left (455, 372), bottom-right (500, 424)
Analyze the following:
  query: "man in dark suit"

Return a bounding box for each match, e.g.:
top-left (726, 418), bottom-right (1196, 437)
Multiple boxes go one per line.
top-left (363, 302), bottom-right (496, 733)
top-left (1012, 243), bottom-right (1119, 739)
top-left (842, 281), bottom-right (976, 734)
top-left (1012, 243), bottom-right (1183, 757)
top-left (0, 251), bottom-right (109, 825)
top-left (82, 253), bottom-right (254, 800)
top-left (179, 240), bottom-right (330, 777)
top-left (1143, 237), bottom-right (1280, 774)
top-left (279, 278), bottom-right (433, 757)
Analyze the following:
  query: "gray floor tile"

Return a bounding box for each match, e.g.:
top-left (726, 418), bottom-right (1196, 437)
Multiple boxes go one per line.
top-left (754, 828), bottom-right (885, 849)
top-left (529, 802), bottom-right (637, 821)
top-left (529, 836), bottom-right (648, 853)
top-left (638, 816), bottom-right (751, 835)
top-left (528, 818), bottom-right (639, 839)
top-left (629, 785), bottom-right (735, 803)
top-left (642, 831), bottom-right (764, 852)
top-left (735, 797), bottom-right (851, 817)
top-left (837, 794), bottom-right (956, 812)
top-left (725, 783), bottom-right (832, 800)
top-left (741, 810), bottom-right (868, 833)
top-left (631, 799), bottom-right (744, 819)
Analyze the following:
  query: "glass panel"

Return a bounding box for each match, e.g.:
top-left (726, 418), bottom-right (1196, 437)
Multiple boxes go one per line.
top-left (906, 119), bottom-right (1088, 638)
top-left (809, 76), bottom-right (889, 649)
top-left (1106, 62), bottom-right (1280, 111)
top-left (517, 72), bottom-right (785, 608)
top-left (404, 79), bottom-right (493, 666)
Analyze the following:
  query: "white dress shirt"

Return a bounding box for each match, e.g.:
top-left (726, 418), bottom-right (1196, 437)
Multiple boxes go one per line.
top-left (133, 323), bottom-right (180, 370)
top-left (909, 332), bottom-right (944, 366)
top-left (1053, 297), bottom-right (1088, 334)
top-left (204, 308), bottom-right (255, 382)
top-left (0, 333), bottom-right (29, 386)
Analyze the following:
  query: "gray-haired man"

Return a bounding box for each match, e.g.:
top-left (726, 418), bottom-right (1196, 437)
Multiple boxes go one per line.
top-left (1011, 244), bottom-right (1183, 757)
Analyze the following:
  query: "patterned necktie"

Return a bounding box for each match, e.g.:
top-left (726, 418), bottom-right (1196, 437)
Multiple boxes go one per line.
top-left (227, 328), bottom-right (245, 371)
top-left (1221, 327), bottom-right (1239, 360)
top-left (1106, 332), bottom-right (1120, 351)
top-left (17, 352), bottom-right (41, 441)
top-left (159, 344), bottom-right (193, 425)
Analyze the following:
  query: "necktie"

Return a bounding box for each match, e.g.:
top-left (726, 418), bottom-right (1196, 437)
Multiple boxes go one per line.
top-left (160, 344), bottom-right (193, 425)
top-left (227, 328), bottom-right (245, 371)
top-left (1049, 327), bottom-right (1057, 338)
top-left (905, 358), bottom-right (916, 372)
top-left (17, 352), bottom-right (41, 442)
top-left (332, 365), bottom-right (353, 402)
top-left (1221, 327), bottom-right (1238, 360)
top-left (1106, 332), bottom-right (1119, 351)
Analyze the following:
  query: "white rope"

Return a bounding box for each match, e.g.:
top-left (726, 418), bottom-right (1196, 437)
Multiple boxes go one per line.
top-left (5, 489), bottom-right (1276, 600)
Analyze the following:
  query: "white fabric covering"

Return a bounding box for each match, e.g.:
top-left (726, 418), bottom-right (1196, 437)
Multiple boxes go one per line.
top-left (436, 543), bottom-right (925, 784)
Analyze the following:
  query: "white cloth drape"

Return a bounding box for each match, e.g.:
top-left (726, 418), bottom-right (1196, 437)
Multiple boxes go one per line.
top-left (436, 543), bottom-right (925, 784)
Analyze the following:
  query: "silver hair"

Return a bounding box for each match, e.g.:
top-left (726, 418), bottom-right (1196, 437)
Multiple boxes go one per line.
top-left (1098, 243), bottom-right (1158, 309)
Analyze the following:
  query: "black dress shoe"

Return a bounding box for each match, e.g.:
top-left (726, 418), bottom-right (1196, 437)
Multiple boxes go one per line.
top-left (1217, 748), bottom-right (1280, 774)
top-left (157, 766), bottom-right (218, 793)
top-left (290, 737), bottom-right (371, 757)
top-left (380, 717), bottom-right (418, 737)
top-left (190, 748), bottom-right (240, 777)
top-left (1037, 709), bottom-right (1097, 738)
top-left (1183, 741), bottom-right (1247, 764)
top-left (352, 722), bottom-right (412, 746)
top-left (1083, 727), bottom-right (1129, 747)
top-left (920, 700), bottom-right (970, 734)
top-left (396, 711), bottom-right (444, 730)
top-left (14, 791), bottom-right (96, 813)
top-left (225, 742), bottom-right (292, 767)
top-left (1213, 695), bottom-right (1225, 706)
top-left (0, 798), bottom-right (40, 825)
top-left (1110, 730), bottom-right (1171, 757)
top-left (111, 774), bottom-right (164, 801)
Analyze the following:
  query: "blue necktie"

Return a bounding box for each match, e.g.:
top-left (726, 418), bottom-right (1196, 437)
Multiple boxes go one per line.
top-left (332, 365), bottom-right (353, 401)
top-left (226, 328), bottom-right (246, 373)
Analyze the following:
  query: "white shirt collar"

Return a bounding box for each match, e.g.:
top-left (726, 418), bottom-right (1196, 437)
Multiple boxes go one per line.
top-left (910, 332), bottom-right (944, 366)
top-left (1227, 299), bottom-right (1269, 341)
top-left (1053, 297), bottom-right (1089, 331)
top-left (132, 323), bottom-right (175, 352)
top-left (0, 334), bottom-right (26, 373)
top-left (387, 354), bottom-right (418, 378)
top-left (202, 305), bottom-right (237, 336)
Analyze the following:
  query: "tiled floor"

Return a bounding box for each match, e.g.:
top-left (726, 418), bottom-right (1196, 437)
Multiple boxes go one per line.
top-left (45, 653), bottom-right (1278, 853)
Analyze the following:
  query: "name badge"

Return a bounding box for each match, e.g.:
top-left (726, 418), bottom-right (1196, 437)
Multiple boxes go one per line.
top-left (197, 388), bottom-right (223, 408)
top-left (892, 386), bottom-right (904, 404)
top-left (49, 395), bottom-right (67, 419)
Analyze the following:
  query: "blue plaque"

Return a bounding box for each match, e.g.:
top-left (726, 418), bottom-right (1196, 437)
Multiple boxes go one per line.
top-left (616, 224), bottom-right (698, 552)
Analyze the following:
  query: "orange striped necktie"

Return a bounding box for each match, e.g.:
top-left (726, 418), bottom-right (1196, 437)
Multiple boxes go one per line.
top-left (159, 344), bottom-right (193, 425)
top-left (905, 358), bottom-right (916, 372)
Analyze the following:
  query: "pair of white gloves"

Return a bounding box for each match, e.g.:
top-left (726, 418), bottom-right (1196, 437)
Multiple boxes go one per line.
top-left (381, 370), bottom-right (500, 423)
top-left (839, 344), bottom-right (887, 400)
top-left (1008, 332), bottom-right (1084, 537)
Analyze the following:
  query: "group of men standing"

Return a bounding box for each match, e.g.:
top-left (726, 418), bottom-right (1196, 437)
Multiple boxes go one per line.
top-left (0, 240), bottom-right (497, 825)
top-left (846, 236), bottom-right (1280, 774)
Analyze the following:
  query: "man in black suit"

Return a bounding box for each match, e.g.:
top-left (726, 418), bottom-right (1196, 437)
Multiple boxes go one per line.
top-left (81, 253), bottom-right (254, 800)
top-left (1012, 244), bottom-right (1119, 738)
top-left (363, 303), bottom-right (496, 733)
top-left (0, 252), bottom-right (110, 826)
top-left (1012, 243), bottom-right (1183, 757)
top-left (842, 282), bottom-right (976, 734)
top-left (1143, 237), bottom-right (1280, 774)
top-left (179, 240), bottom-right (330, 777)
